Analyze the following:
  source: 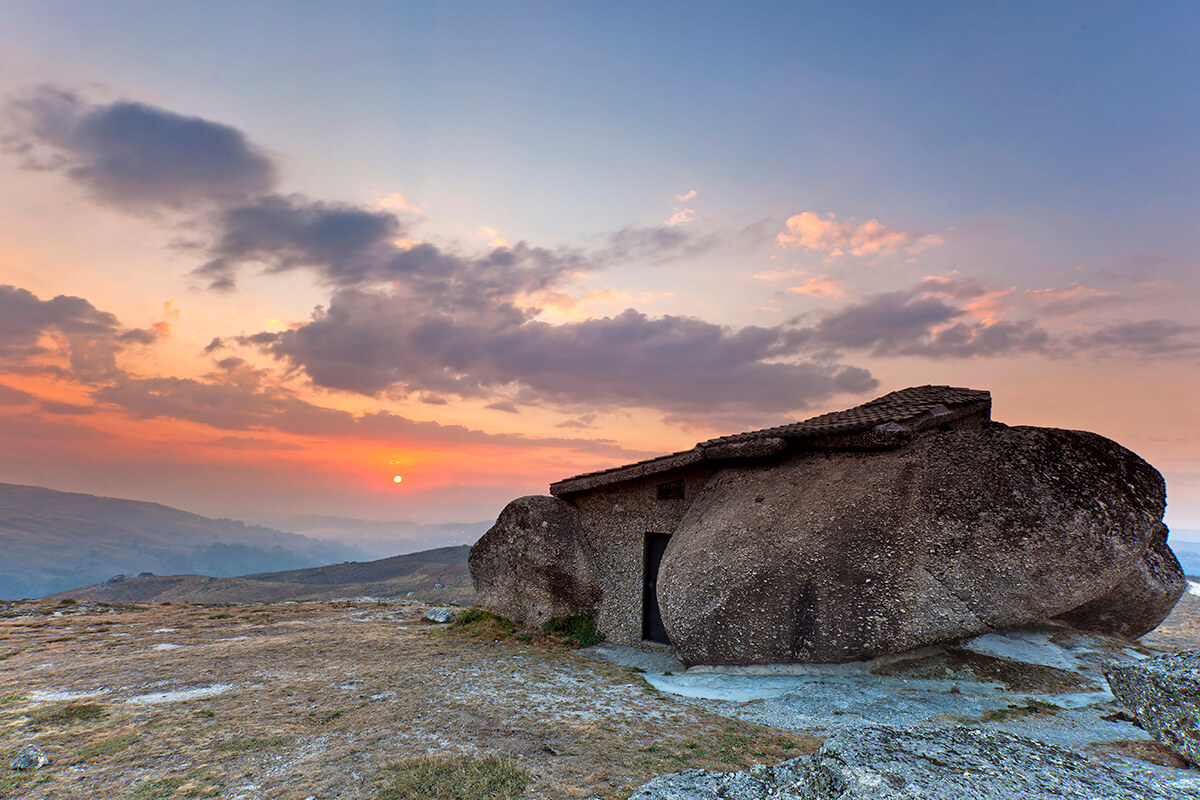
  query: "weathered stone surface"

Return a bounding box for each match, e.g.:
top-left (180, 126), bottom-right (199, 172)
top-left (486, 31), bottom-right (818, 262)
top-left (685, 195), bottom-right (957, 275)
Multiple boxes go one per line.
top-left (629, 726), bottom-right (1184, 799)
top-left (422, 607), bottom-right (457, 623)
top-left (468, 495), bottom-right (602, 626)
top-left (1106, 650), bottom-right (1200, 766)
top-left (10, 745), bottom-right (49, 770)
top-left (1057, 522), bottom-right (1185, 638)
top-left (659, 425), bottom-right (1170, 664)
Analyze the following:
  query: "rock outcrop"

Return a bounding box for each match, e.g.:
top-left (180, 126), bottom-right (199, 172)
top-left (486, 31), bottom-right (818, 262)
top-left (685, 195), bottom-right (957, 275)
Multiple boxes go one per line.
top-left (1106, 650), bottom-right (1200, 767)
top-left (629, 725), bottom-right (1183, 799)
top-left (658, 425), bottom-right (1176, 664)
top-left (1056, 522), bottom-right (1186, 638)
top-left (468, 495), bottom-right (602, 626)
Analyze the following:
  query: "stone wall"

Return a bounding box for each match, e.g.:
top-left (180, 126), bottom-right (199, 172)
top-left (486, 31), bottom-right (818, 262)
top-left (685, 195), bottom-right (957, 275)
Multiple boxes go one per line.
top-left (561, 464), bottom-right (720, 647)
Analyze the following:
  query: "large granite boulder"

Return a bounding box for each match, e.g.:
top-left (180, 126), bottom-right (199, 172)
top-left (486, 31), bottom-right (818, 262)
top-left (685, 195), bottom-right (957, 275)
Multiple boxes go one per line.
top-left (629, 725), bottom-right (1186, 799)
top-left (1106, 650), bottom-right (1200, 767)
top-left (1057, 522), bottom-right (1186, 638)
top-left (468, 495), bottom-right (602, 626)
top-left (658, 425), bottom-right (1175, 665)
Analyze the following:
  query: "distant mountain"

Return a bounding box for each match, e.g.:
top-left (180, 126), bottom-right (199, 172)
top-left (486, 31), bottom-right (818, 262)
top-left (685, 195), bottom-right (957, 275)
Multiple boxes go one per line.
top-left (255, 514), bottom-right (490, 560)
top-left (43, 545), bottom-right (473, 605)
top-left (1170, 536), bottom-right (1200, 579)
top-left (0, 483), bottom-right (364, 599)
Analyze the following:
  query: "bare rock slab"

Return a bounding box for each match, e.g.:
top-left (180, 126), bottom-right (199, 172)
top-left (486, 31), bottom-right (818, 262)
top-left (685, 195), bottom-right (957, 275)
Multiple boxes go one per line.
top-left (629, 725), bottom-right (1189, 799)
top-left (1106, 650), bottom-right (1200, 767)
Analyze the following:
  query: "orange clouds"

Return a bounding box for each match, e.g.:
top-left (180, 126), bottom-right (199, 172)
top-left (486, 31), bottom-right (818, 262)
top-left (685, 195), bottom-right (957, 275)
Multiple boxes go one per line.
top-left (777, 211), bottom-right (943, 259)
top-left (374, 192), bottom-right (422, 213)
top-left (665, 189), bottom-right (698, 226)
top-left (787, 274), bottom-right (847, 298)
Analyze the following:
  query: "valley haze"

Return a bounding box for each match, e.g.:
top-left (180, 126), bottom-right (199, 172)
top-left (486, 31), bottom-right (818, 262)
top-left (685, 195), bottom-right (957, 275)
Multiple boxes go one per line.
top-left (0, 482), bottom-right (486, 599)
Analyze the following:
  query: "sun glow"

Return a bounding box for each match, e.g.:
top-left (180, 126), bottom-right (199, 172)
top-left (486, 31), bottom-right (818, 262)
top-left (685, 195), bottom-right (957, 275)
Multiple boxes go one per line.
top-left (392, 475), bottom-right (403, 484)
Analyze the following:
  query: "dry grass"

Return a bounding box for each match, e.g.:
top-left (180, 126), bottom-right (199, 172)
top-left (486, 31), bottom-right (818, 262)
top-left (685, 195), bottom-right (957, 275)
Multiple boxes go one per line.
top-left (379, 754), bottom-right (529, 799)
top-left (0, 599), bottom-right (818, 799)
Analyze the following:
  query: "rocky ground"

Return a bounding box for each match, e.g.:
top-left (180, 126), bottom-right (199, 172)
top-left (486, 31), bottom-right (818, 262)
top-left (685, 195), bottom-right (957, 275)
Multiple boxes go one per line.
top-left (1, 593), bottom-right (1198, 799)
top-left (0, 599), bottom-right (814, 799)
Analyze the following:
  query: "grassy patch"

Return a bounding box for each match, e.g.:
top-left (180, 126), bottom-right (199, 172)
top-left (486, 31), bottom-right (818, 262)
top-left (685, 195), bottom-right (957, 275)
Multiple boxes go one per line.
top-left (450, 609), bottom-right (516, 638)
top-left (0, 770), bottom-right (34, 797)
top-left (981, 699), bottom-right (1060, 723)
top-left (29, 702), bottom-right (106, 725)
top-left (449, 609), bottom-right (605, 650)
top-left (541, 614), bottom-right (604, 648)
top-left (378, 754), bottom-right (528, 800)
top-left (0, 694), bottom-right (25, 704)
top-left (207, 613), bottom-right (232, 619)
top-left (211, 735), bottom-right (287, 752)
top-left (118, 770), bottom-right (224, 799)
top-left (77, 733), bottom-right (141, 759)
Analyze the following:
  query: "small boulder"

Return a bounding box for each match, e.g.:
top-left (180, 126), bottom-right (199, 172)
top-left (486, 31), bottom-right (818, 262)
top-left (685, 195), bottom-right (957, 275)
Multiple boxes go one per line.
top-left (10, 745), bottom-right (49, 770)
top-left (422, 607), bottom-right (458, 624)
top-left (105, 574), bottom-right (126, 584)
top-left (1105, 650), bottom-right (1200, 766)
top-left (469, 495), bottom-right (602, 626)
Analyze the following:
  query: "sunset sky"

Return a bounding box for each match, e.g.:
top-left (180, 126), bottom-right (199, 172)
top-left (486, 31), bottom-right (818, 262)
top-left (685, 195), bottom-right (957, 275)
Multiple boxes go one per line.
top-left (0, 2), bottom-right (1197, 532)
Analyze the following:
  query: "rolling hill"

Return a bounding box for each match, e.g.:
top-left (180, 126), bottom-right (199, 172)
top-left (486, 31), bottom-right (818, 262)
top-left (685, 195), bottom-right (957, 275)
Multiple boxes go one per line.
top-left (43, 545), bottom-right (473, 604)
top-left (0, 483), bottom-right (364, 599)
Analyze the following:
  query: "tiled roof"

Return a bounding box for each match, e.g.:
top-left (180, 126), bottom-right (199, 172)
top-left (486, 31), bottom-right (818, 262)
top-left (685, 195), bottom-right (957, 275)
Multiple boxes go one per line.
top-left (700, 385), bottom-right (991, 447)
top-left (549, 385), bottom-right (990, 495)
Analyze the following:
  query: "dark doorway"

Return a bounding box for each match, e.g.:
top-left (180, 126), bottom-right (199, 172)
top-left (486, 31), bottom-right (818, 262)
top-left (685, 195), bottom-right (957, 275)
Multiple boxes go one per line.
top-left (642, 532), bottom-right (672, 644)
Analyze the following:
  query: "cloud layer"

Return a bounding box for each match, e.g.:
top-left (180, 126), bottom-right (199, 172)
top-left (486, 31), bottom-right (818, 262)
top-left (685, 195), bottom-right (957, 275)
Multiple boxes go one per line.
top-left (5, 87), bottom-right (277, 210)
top-left (9, 85), bottom-right (1193, 427)
top-left (777, 211), bottom-right (943, 258)
top-left (0, 284), bottom-right (155, 381)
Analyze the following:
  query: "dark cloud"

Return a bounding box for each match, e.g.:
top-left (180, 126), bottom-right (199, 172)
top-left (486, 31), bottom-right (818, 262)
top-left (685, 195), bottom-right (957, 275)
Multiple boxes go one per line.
top-left (249, 289), bottom-right (876, 414)
top-left (197, 191), bottom-right (869, 417)
top-left (809, 292), bottom-right (960, 350)
top-left (195, 194), bottom-right (404, 290)
top-left (0, 284), bottom-right (156, 380)
top-left (0, 384), bottom-right (35, 406)
top-left (5, 86), bottom-right (277, 210)
top-left (804, 287), bottom-right (1048, 359)
top-left (1069, 320), bottom-right (1199, 355)
top-left (39, 400), bottom-right (95, 415)
top-left (485, 402), bottom-right (520, 414)
top-left (192, 193), bottom-right (595, 296)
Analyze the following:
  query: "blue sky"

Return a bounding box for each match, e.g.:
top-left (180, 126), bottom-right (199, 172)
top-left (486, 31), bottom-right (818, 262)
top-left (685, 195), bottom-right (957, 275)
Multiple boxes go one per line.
top-left (0, 1), bottom-right (1197, 528)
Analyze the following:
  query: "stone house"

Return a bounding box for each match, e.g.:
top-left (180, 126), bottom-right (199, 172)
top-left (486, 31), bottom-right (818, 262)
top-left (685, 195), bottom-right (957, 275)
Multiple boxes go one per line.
top-left (469, 385), bottom-right (1180, 664)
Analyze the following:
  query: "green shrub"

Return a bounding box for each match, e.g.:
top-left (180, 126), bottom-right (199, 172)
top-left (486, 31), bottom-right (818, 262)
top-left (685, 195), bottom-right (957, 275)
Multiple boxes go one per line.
top-left (379, 754), bottom-right (528, 800)
top-left (541, 614), bottom-right (603, 648)
top-left (29, 702), bottom-right (105, 725)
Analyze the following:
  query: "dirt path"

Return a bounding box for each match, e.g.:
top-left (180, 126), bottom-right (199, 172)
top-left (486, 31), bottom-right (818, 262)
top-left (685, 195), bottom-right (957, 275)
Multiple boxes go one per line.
top-left (0, 600), bottom-right (814, 799)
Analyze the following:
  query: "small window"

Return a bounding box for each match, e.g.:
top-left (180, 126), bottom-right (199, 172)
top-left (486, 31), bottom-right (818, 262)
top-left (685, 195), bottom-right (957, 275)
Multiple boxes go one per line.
top-left (656, 479), bottom-right (684, 500)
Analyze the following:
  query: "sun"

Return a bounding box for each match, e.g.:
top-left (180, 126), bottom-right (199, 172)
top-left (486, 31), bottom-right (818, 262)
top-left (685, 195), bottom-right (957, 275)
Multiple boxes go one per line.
top-left (392, 475), bottom-right (403, 484)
